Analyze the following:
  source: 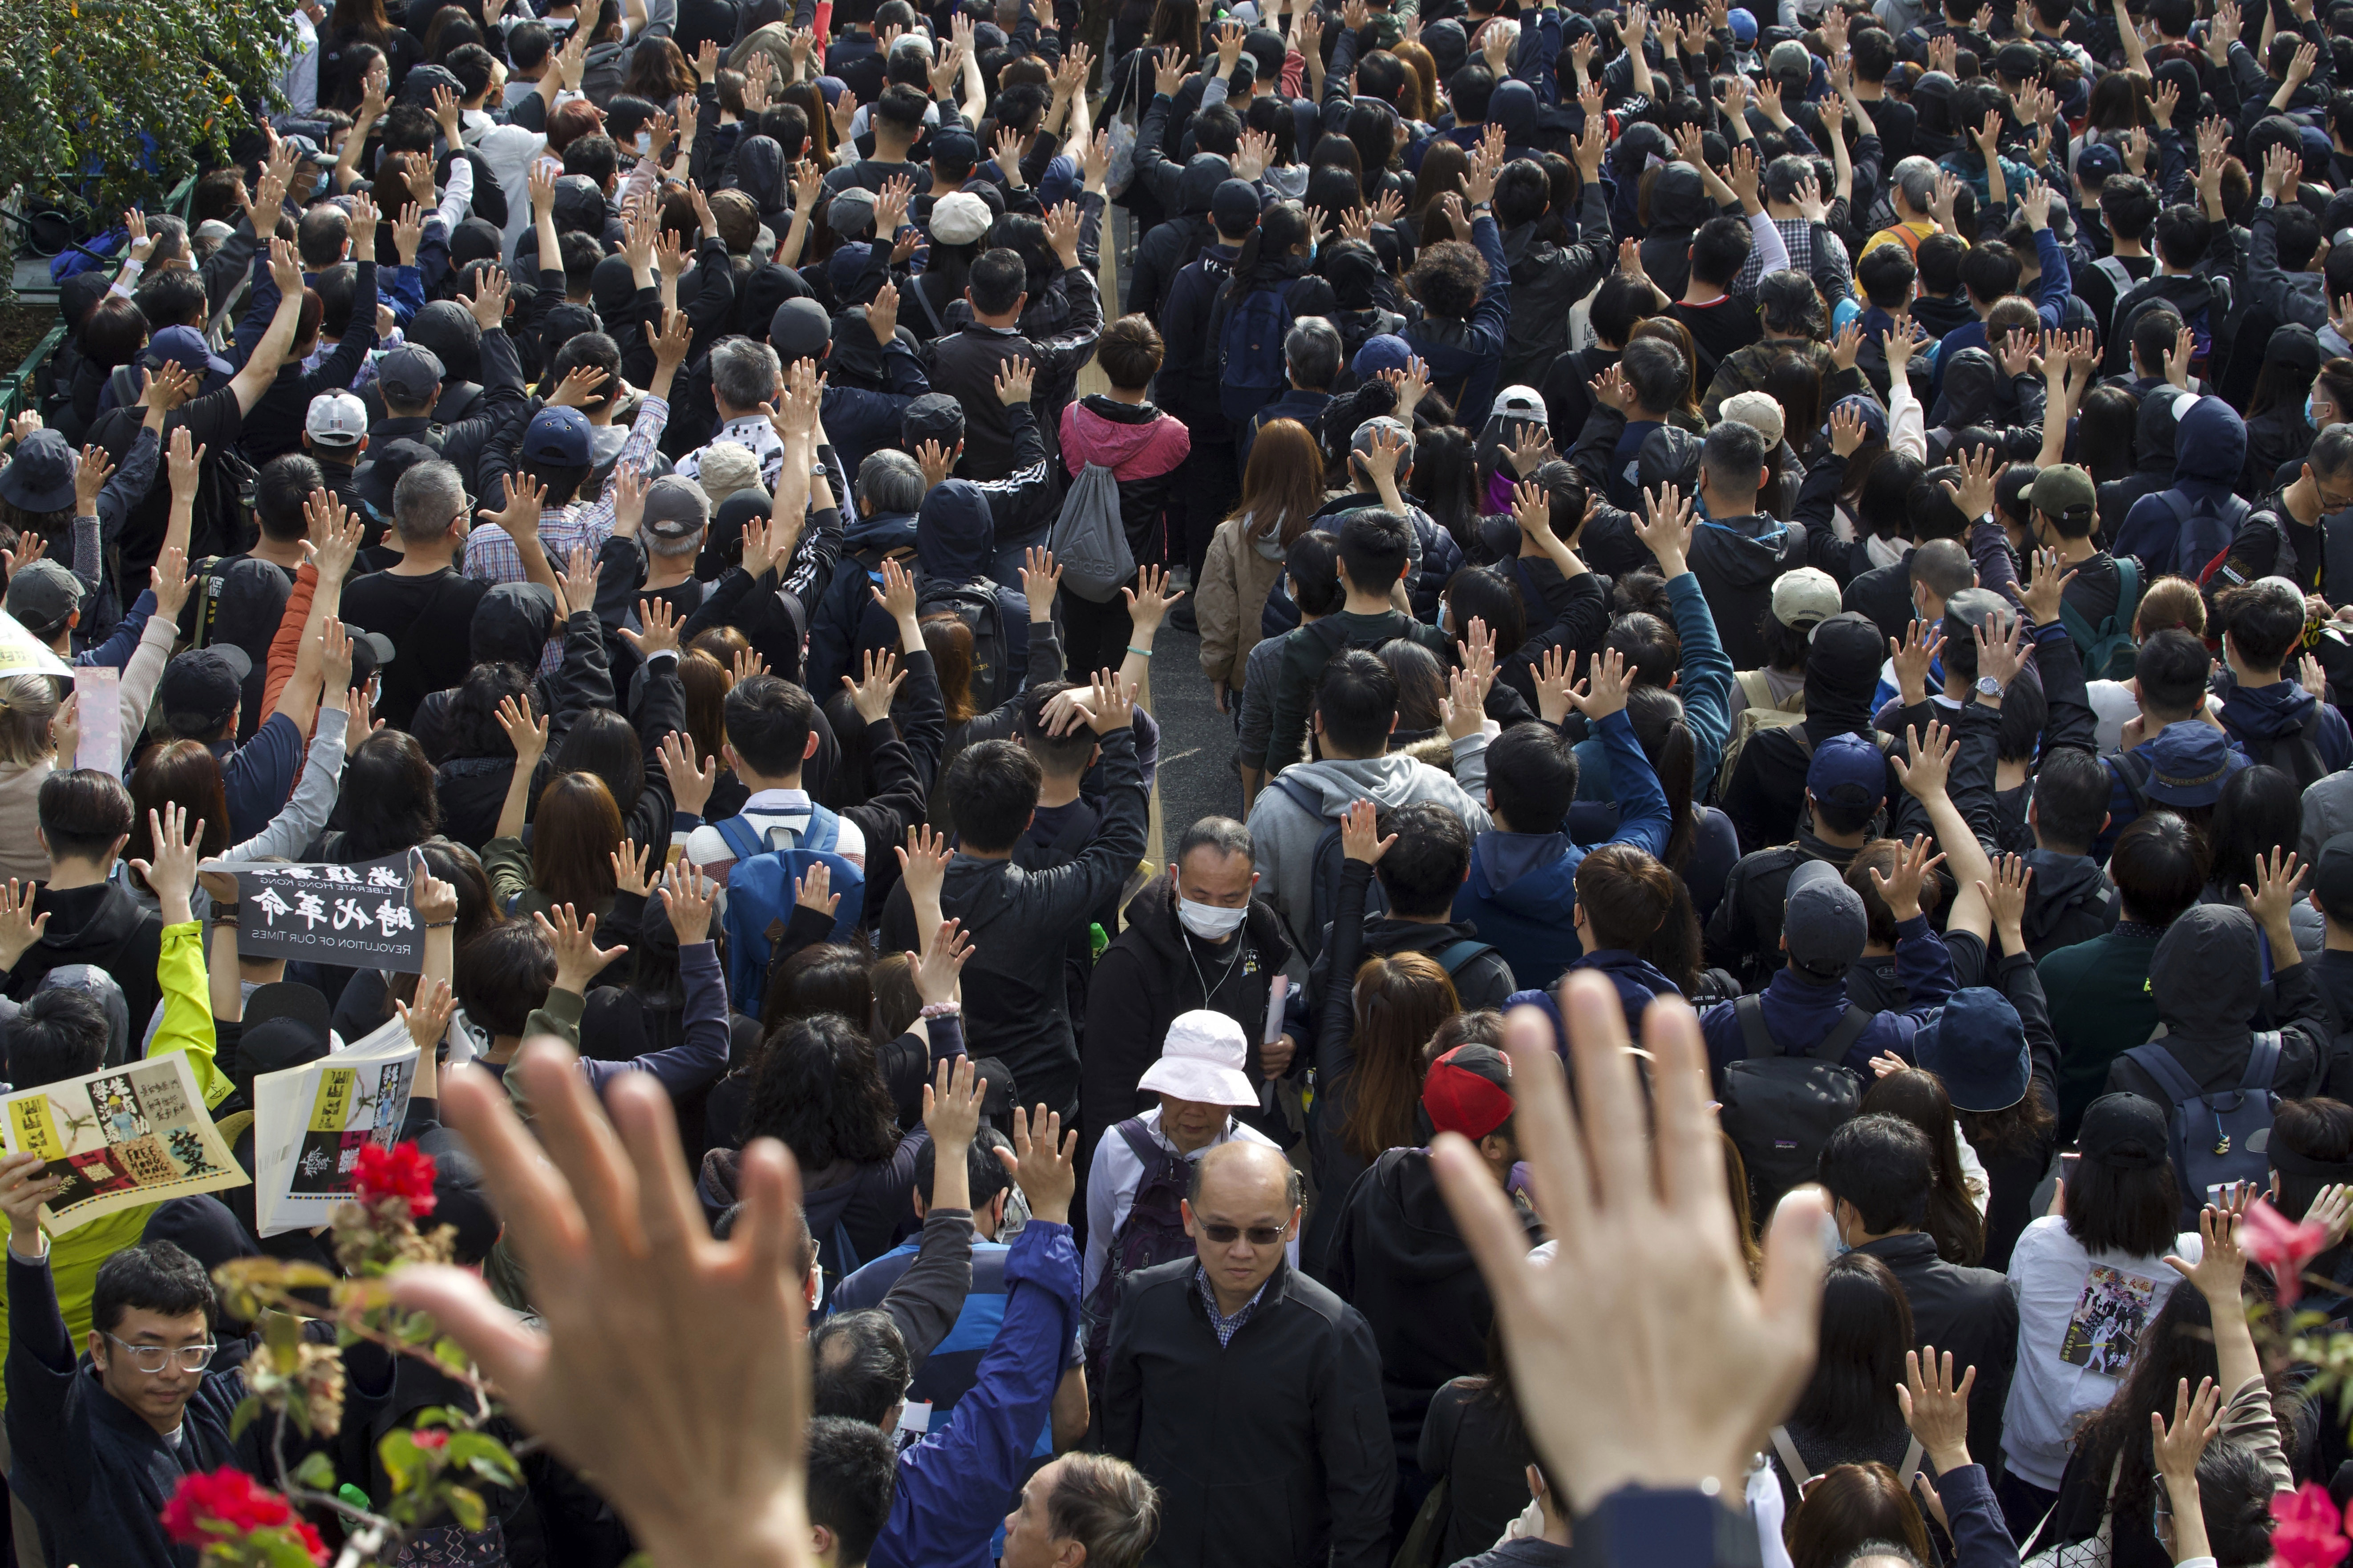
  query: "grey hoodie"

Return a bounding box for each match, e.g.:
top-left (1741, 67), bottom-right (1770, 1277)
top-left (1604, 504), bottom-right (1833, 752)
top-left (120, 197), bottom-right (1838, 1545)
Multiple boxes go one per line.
top-left (1245, 740), bottom-right (1493, 970)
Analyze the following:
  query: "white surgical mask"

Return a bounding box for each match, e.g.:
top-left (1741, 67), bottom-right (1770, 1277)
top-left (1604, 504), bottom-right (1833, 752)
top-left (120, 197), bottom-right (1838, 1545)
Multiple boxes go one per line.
top-left (635, 131), bottom-right (653, 156)
top-left (1177, 897), bottom-right (1250, 939)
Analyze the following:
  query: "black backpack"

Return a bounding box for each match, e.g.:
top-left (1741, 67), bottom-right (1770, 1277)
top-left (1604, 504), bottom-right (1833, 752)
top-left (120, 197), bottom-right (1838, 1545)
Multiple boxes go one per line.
top-left (917, 576), bottom-right (1012, 711)
top-left (2263, 703), bottom-right (2331, 791)
top-left (1717, 996), bottom-right (1871, 1216)
top-left (1270, 774), bottom-right (1389, 962)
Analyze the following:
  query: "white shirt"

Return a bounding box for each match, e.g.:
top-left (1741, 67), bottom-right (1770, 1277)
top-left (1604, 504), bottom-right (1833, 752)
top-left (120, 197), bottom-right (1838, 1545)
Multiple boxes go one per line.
top-left (1081, 1106), bottom-right (1287, 1301)
top-left (2001, 1214), bottom-right (2202, 1489)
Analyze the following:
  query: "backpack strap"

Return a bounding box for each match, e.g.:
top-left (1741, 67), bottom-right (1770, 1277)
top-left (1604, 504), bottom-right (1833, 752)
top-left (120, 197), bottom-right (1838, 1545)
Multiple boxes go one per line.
top-left (1769, 1426), bottom-right (1810, 1487)
top-left (2107, 749), bottom-right (2155, 819)
top-left (1115, 1116), bottom-right (1161, 1164)
top-left (1811, 1005), bottom-right (1873, 1064)
top-left (2244, 1031), bottom-right (2283, 1093)
top-left (2114, 556), bottom-right (2142, 623)
top-left (712, 813), bottom-right (765, 863)
top-left (799, 804), bottom-right (842, 854)
top-left (1895, 1436), bottom-right (1925, 1491)
top-left (1270, 774), bottom-right (1326, 819)
top-left (1734, 994), bottom-right (1774, 1058)
top-left (2121, 1041), bottom-right (2207, 1106)
top-left (1430, 938), bottom-right (1496, 977)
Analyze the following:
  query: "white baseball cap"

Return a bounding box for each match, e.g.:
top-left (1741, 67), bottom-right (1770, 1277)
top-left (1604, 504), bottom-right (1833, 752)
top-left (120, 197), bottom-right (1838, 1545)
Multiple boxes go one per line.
top-left (306, 390), bottom-right (367, 448)
top-left (1137, 1010), bottom-right (1257, 1107)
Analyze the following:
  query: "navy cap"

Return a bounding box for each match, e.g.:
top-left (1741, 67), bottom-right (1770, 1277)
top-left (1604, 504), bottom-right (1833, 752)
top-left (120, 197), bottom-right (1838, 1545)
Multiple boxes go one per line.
top-left (353, 437), bottom-right (441, 519)
top-left (150, 325), bottom-right (234, 382)
top-left (523, 406), bottom-right (593, 466)
top-left (1783, 859), bottom-right (1868, 976)
top-left (1352, 333), bottom-right (1412, 379)
top-left (0, 430), bottom-right (77, 512)
top-left (771, 296), bottom-right (833, 362)
top-left (2141, 721), bottom-right (2246, 808)
top-left (1913, 986), bottom-right (2029, 1111)
top-left (158, 645), bottom-right (255, 735)
top-left (377, 344), bottom-right (446, 405)
top-left (931, 128), bottom-right (979, 167)
top-left (1211, 178), bottom-right (1262, 234)
top-left (1806, 731), bottom-right (1888, 811)
top-left (2075, 141), bottom-right (2122, 185)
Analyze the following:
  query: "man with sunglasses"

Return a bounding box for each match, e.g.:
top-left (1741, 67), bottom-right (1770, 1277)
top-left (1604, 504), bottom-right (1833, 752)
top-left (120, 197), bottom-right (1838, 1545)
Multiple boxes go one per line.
top-left (1100, 1140), bottom-right (1392, 1568)
top-left (0, 1151), bottom-right (249, 1568)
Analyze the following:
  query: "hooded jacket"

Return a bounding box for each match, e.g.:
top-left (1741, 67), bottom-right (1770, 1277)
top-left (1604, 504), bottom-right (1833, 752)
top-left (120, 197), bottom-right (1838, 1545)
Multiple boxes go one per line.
top-left (4, 884), bottom-right (164, 1042)
top-left (2248, 204), bottom-right (2329, 332)
top-left (1496, 182), bottom-right (1615, 390)
top-left (1700, 912), bottom-right (1960, 1081)
top-left (1326, 1148), bottom-right (1541, 1459)
top-left (1126, 148), bottom-right (1230, 323)
top-left (1719, 612), bottom-right (1887, 857)
top-left (2098, 386), bottom-right (2187, 541)
top-left (2113, 396), bottom-right (2250, 580)
top-left (1925, 347), bottom-right (2047, 462)
top-left (2019, 848), bottom-right (2121, 959)
top-left (1155, 238), bottom-right (1244, 425)
top-left (1245, 738), bottom-right (1494, 964)
top-left (1060, 395), bottom-right (1192, 561)
top-left (804, 504), bottom-right (923, 699)
top-left (1196, 515), bottom-right (1289, 689)
top-left (2216, 672), bottom-right (2353, 778)
top-left (1689, 512), bottom-right (1803, 671)
top-left (1453, 709), bottom-right (1673, 990)
top-left (2103, 270), bottom-right (2233, 377)
top-left (1503, 945), bottom-right (1687, 1043)
top-left (1081, 873), bottom-right (1295, 1168)
top-left (1261, 494), bottom-right (1466, 632)
top-left (915, 477), bottom-right (1035, 684)
top-left (2102, 904), bottom-right (2341, 1104)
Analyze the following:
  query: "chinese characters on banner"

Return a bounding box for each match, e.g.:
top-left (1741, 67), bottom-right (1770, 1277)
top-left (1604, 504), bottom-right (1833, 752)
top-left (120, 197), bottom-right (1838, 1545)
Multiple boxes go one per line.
top-left (207, 853), bottom-right (426, 974)
top-left (0, 1053), bottom-right (245, 1234)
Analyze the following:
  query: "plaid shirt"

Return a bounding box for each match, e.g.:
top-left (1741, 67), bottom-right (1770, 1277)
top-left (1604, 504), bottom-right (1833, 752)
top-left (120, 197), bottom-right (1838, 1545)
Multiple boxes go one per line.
top-left (1195, 1266), bottom-right (1270, 1348)
top-left (466, 396), bottom-right (670, 671)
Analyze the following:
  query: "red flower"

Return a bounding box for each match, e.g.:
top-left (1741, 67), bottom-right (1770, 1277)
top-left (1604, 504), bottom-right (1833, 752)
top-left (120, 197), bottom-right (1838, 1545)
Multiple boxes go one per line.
top-left (2272, 1482), bottom-right (2352, 1568)
top-left (2243, 1195), bottom-right (2330, 1308)
top-left (159, 1467), bottom-right (293, 1544)
top-left (352, 1141), bottom-right (437, 1217)
top-left (411, 1427), bottom-right (449, 1453)
top-left (287, 1518), bottom-right (332, 1564)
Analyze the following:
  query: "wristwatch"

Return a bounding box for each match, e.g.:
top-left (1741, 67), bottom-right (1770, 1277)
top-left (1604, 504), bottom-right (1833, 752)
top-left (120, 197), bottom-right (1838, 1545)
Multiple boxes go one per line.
top-left (1976, 675), bottom-right (2004, 699)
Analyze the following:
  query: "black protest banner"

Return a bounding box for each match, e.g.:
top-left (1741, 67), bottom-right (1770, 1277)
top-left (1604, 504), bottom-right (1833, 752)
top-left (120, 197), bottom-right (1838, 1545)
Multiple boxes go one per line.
top-left (209, 853), bottom-right (425, 973)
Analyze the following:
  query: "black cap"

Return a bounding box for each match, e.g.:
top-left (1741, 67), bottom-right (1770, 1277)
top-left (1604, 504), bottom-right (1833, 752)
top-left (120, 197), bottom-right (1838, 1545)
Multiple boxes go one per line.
top-left (1994, 40), bottom-right (2045, 81)
top-left (353, 438), bottom-right (441, 520)
top-left (902, 392), bottom-right (965, 448)
top-left (158, 646), bottom-right (254, 736)
top-left (1211, 178), bottom-right (1262, 235)
top-left (770, 297), bottom-right (833, 362)
top-left (2316, 831), bottom-right (2353, 923)
top-left (2077, 1092), bottom-right (2169, 1170)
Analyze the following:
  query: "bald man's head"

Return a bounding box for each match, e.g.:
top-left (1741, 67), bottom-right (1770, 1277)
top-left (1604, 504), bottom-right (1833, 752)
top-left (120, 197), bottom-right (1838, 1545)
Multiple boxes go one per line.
top-left (1183, 1143), bottom-right (1301, 1308)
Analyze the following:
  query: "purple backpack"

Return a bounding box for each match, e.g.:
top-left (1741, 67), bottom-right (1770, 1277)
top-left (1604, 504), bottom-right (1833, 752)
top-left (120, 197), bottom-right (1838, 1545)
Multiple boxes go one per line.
top-left (1083, 1118), bottom-right (1195, 1366)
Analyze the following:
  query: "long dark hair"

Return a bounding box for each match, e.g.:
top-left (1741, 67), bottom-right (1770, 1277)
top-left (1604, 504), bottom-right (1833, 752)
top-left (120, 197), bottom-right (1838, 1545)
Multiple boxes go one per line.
top-left (2206, 764), bottom-right (2301, 900)
top-left (329, 730), bottom-right (444, 860)
top-left (1861, 1068), bottom-right (1985, 1267)
top-left (761, 941), bottom-right (877, 1036)
top-left (2074, 1284), bottom-right (2226, 1540)
top-left (1789, 1252), bottom-right (1914, 1441)
top-left (1230, 200), bottom-right (1314, 291)
top-left (1623, 687), bottom-right (1697, 872)
top-left (744, 1012), bottom-right (900, 1166)
top-left (1410, 425), bottom-right (1484, 548)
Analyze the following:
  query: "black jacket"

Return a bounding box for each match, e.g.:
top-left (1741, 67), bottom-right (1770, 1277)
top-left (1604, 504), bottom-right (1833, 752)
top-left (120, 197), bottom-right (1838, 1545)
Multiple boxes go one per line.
top-left (1495, 184), bottom-right (1615, 391)
top-left (1326, 1147), bottom-right (1539, 1463)
top-left (1082, 873), bottom-right (1295, 1166)
top-left (1102, 1256), bottom-right (1393, 1568)
top-left (2102, 902), bottom-right (2345, 1105)
top-left (1849, 1230), bottom-right (2018, 1473)
top-left (4, 883), bottom-right (163, 1041)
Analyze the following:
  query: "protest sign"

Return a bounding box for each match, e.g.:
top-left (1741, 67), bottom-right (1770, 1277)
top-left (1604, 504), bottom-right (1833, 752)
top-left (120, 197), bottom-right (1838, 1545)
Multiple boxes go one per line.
top-left (73, 666), bottom-right (119, 777)
top-left (249, 1017), bottom-right (419, 1236)
top-left (208, 853), bottom-right (425, 973)
top-left (0, 610), bottom-right (73, 679)
top-left (0, 1052), bottom-right (245, 1234)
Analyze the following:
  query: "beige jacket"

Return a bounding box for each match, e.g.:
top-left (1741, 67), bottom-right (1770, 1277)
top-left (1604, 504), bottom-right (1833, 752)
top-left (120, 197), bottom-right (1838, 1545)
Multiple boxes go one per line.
top-left (1196, 517), bottom-right (1287, 691)
top-left (0, 615), bottom-right (178, 885)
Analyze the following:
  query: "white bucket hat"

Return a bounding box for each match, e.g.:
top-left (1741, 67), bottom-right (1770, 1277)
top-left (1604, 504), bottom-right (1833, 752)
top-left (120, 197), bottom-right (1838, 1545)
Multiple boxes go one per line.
top-left (1137, 1010), bottom-right (1258, 1107)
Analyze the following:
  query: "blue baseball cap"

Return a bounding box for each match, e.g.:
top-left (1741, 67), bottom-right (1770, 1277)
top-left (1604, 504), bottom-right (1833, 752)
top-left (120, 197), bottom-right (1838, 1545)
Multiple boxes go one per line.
top-left (2074, 141), bottom-right (2122, 185)
top-left (1728, 7), bottom-right (1758, 43)
top-left (523, 406), bottom-right (593, 466)
top-left (1353, 333), bottom-right (1412, 379)
top-left (1806, 731), bottom-right (1888, 813)
top-left (1913, 986), bottom-right (2030, 1111)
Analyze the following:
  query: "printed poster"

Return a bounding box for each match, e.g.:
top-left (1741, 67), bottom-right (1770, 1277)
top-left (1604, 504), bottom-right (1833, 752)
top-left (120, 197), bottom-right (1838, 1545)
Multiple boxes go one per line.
top-left (207, 853), bottom-right (426, 974)
top-left (0, 1052), bottom-right (245, 1234)
top-left (250, 1016), bottom-right (419, 1236)
top-left (2058, 1263), bottom-right (2158, 1375)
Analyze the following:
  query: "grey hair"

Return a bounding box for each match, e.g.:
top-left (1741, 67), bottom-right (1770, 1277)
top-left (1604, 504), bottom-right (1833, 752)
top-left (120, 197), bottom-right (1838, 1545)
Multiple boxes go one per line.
top-left (856, 449), bottom-right (926, 515)
top-left (647, 523), bottom-right (706, 560)
top-left (889, 33), bottom-right (934, 61)
top-left (392, 459), bottom-right (469, 544)
top-left (710, 336), bottom-right (782, 413)
top-left (0, 676), bottom-right (61, 766)
top-left (148, 215), bottom-right (192, 266)
top-left (1283, 316), bottom-right (1343, 391)
top-left (1175, 815), bottom-right (1254, 867)
top-left (1892, 157), bottom-right (1937, 215)
top-left (1836, 1549), bottom-right (1928, 1568)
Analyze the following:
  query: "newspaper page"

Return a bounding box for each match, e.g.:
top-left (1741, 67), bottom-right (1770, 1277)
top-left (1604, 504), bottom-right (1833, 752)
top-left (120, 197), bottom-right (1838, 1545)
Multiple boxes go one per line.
top-left (251, 1017), bottom-right (419, 1237)
top-left (0, 1052), bottom-right (245, 1234)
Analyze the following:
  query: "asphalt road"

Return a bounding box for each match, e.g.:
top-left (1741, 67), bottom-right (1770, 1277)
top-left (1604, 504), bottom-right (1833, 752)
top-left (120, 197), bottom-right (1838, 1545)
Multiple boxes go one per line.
top-left (1139, 619), bottom-right (1246, 876)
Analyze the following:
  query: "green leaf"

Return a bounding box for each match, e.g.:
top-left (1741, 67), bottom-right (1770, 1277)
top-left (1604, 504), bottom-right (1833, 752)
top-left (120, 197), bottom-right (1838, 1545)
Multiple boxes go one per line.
top-left (432, 1337), bottom-right (473, 1374)
top-left (292, 1450), bottom-right (338, 1493)
top-left (256, 1527), bottom-right (328, 1568)
top-left (398, 1310), bottom-right (441, 1345)
top-left (447, 1431), bottom-right (524, 1489)
top-left (263, 1308), bottom-right (303, 1370)
top-left (379, 1429), bottom-right (429, 1495)
top-left (229, 1395), bottom-right (259, 1443)
top-left (444, 1483), bottom-right (487, 1533)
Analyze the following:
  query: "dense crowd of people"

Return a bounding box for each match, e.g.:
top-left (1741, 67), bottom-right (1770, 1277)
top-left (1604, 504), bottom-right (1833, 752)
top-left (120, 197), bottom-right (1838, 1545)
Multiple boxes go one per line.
top-left (13, 0), bottom-right (2353, 1559)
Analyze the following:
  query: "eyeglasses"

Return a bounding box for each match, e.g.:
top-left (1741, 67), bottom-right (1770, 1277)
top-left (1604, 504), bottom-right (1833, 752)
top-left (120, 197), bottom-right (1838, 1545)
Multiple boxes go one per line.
top-left (1198, 1223), bottom-right (1287, 1246)
top-left (104, 1333), bottom-right (217, 1374)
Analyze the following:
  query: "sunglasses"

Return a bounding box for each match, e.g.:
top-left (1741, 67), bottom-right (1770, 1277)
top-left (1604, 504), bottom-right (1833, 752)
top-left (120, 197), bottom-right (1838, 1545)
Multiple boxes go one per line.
top-left (1198, 1222), bottom-right (1287, 1246)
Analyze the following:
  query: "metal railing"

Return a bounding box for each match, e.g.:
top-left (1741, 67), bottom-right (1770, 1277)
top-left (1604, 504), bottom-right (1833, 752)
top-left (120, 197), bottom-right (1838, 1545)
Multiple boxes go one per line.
top-left (0, 172), bottom-right (198, 419)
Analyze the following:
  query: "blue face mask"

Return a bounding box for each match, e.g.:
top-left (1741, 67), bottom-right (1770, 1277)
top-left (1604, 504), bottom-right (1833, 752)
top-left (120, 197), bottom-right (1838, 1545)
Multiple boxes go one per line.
top-left (2312, 392), bottom-right (2330, 428)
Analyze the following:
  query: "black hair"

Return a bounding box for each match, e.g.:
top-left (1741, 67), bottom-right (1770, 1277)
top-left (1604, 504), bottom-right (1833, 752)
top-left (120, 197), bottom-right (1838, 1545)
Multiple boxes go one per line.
top-left (2154, 204), bottom-right (2211, 269)
top-left (1492, 158), bottom-right (1551, 229)
top-left (37, 768), bottom-right (131, 862)
top-left (1590, 273), bottom-right (1657, 348)
top-left (2030, 748), bottom-right (2110, 853)
top-left (2109, 809), bottom-right (2208, 926)
top-left (1856, 245), bottom-right (1916, 311)
top-left (90, 1240), bottom-right (214, 1337)
top-left (1450, 62), bottom-right (1497, 121)
top-left (135, 269), bottom-right (208, 330)
top-left (1313, 648), bottom-right (1400, 756)
top-left (747, 1013), bottom-right (900, 1166)
top-left (1288, 533), bottom-right (1345, 617)
top-left (2063, 1144), bottom-right (2182, 1258)
top-left (1816, 1113), bottom-right (1933, 1234)
top-left (1336, 506), bottom-right (1413, 593)
top-left (1620, 336), bottom-right (1688, 416)
top-left (942, 739), bottom-right (1044, 853)
top-left (1374, 800), bottom-right (1473, 917)
top-left (967, 248), bottom-right (1028, 315)
top-left (7, 987), bottom-right (109, 1088)
top-left (914, 1126), bottom-right (1016, 1212)
top-left (2134, 628), bottom-right (2212, 717)
top-left (1787, 1252), bottom-right (1914, 1446)
top-left (1486, 722), bottom-right (1575, 836)
top-left (724, 675), bottom-right (817, 778)
top-left (255, 455), bottom-right (324, 543)
top-left (2207, 765), bottom-right (2302, 901)
top-left (1688, 215), bottom-right (1752, 288)
top-left (1016, 681), bottom-right (1102, 777)
top-left (809, 1310), bottom-right (911, 1425)
top-left (2217, 582), bottom-right (2307, 671)
top-left (805, 1417), bottom-right (899, 1567)
top-left (454, 921), bottom-right (559, 1037)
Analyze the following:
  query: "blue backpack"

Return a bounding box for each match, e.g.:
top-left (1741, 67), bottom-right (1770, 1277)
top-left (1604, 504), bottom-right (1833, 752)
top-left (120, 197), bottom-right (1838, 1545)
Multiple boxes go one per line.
top-left (713, 809), bottom-right (866, 1014)
top-left (2120, 1033), bottom-right (2282, 1230)
top-left (1219, 278), bottom-right (1302, 423)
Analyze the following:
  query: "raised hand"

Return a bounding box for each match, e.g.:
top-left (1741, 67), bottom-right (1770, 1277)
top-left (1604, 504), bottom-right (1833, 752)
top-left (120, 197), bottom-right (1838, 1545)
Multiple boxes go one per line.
top-left (1868, 832), bottom-right (1945, 922)
top-left (842, 647), bottom-right (905, 724)
top-left (610, 841), bottom-right (655, 898)
top-left (1340, 798), bottom-right (1394, 864)
top-left (1891, 720), bottom-right (1956, 801)
top-left (657, 859), bottom-right (716, 946)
